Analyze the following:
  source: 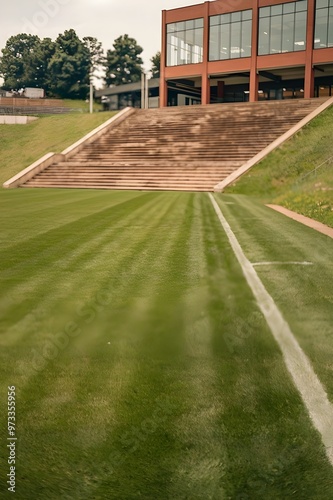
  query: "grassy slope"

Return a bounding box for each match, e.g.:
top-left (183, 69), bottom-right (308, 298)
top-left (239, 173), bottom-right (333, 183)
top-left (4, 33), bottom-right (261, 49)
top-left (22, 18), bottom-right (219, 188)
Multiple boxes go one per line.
top-left (62, 99), bottom-right (103, 112)
top-left (0, 112), bottom-right (115, 185)
top-left (225, 105), bottom-right (333, 227)
top-left (1, 189), bottom-right (333, 499)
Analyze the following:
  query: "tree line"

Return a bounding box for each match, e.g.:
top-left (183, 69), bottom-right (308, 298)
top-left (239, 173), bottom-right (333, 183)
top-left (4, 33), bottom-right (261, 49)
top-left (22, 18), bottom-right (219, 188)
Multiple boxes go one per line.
top-left (0, 30), bottom-right (161, 99)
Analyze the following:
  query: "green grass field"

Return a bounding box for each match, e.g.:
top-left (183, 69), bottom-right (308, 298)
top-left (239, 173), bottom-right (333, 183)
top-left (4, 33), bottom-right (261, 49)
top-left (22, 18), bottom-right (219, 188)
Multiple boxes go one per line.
top-left (225, 106), bottom-right (333, 228)
top-left (1, 189), bottom-right (333, 499)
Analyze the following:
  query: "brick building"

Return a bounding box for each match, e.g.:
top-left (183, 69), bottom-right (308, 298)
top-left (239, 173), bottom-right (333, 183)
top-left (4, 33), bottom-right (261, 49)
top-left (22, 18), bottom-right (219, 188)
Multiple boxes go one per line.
top-left (160, 0), bottom-right (333, 105)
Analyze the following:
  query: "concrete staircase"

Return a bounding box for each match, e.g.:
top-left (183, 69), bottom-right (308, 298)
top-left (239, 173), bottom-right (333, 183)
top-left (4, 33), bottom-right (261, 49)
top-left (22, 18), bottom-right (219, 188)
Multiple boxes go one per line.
top-left (22, 99), bottom-right (324, 191)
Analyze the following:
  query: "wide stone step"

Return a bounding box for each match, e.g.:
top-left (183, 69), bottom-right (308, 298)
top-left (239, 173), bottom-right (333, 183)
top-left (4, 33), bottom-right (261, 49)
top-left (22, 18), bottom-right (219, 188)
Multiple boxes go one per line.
top-left (37, 173), bottom-right (232, 180)
top-left (24, 178), bottom-right (221, 186)
top-left (22, 184), bottom-right (212, 192)
top-left (30, 179), bottom-right (226, 187)
top-left (88, 140), bottom-right (279, 147)
top-left (48, 171), bottom-right (237, 177)
top-left (53, 161), bottom-right (242, 168)
top-left (74, 155), bottom-right (255, 161)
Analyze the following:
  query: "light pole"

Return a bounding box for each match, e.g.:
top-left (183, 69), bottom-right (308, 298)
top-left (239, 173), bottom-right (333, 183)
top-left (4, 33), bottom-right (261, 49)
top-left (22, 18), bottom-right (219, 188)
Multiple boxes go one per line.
top-left (89, 78), bottom-right (93, 114)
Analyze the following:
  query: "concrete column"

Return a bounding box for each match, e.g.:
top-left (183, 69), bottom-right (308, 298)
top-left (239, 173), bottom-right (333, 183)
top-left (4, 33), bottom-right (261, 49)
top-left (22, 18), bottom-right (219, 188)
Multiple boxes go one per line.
top-left (201, 1), bottom-right (210, 105)
top-left (145, 74), bottom-right (149, 109)
top-left (305, 65), bottom-right (315, 99)
top-left (217, 81), bottom-right (225, 100)
top-left (304, 0), bottom-right (316, 98)
top-left (250, 0), bottom-right (259, 102)
top-left (141, 72), bottom-right (145, 109)
top-left (202, 76), bottom-right (210, 105)
top-left (160, 10), bottom-right (168, 107)
top-left (250, 71), bottom-right (259, 102)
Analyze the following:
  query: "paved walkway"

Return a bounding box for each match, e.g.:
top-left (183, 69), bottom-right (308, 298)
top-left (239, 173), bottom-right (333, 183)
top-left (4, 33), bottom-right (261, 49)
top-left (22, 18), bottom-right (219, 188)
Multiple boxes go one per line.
top-left (266, 204), bottom-right (333, 239)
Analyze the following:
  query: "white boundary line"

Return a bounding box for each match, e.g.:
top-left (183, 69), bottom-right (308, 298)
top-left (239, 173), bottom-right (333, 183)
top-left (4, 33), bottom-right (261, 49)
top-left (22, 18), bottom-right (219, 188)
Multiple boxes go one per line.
top-left (252, 261), bottom-right (313, 267)
top-left (208, 193), bottom-right (333, 466)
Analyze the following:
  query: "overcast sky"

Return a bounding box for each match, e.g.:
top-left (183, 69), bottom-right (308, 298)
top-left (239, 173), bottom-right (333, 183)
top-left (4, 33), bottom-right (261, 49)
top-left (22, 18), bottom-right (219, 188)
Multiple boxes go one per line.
top-left (1, 0), bottom-right (202, 86)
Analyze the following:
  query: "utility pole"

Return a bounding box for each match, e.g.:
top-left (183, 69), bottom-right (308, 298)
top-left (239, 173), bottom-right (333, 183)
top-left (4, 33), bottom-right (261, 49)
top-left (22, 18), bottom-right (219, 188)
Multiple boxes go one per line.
top-left (89, 80), bottom-right (93, 114)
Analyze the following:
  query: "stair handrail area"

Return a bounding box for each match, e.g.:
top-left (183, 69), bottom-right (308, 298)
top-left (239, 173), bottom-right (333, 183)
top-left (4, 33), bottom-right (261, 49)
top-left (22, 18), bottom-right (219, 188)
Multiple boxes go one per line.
top-left (298, 155), bottom-right (333, 183)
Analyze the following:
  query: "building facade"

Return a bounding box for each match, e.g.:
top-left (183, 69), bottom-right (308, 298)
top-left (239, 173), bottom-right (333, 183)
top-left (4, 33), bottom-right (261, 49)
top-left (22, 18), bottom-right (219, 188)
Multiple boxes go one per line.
top-left (160, 0), bottom-right (333, 106)
top-left (96, 79), bottom-right (160, 111)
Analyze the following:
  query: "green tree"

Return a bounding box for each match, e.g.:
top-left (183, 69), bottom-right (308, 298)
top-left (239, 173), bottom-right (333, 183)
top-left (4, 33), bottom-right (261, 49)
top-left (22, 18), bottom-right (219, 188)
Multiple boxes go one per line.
top-left (48, 29), bottom-right (90, 99)
top-left (104, 34), bottom-right (143, 86)
top-left (83, 36), bottom-right (105, 82)
top-left (0, 34), bottom-right (41, 90)
top-left (24, 37), bottom-right (56, 93)
top-left (150, 51), bottom-right (160, 79)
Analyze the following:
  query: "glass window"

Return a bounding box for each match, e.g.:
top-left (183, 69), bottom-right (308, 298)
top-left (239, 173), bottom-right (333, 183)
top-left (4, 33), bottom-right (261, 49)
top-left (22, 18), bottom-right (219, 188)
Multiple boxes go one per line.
top-left (260, 6), bottom-right (270, 18)
top-left (220, 23), bottom-right (231, 59)
top-left (194, 28), bottom-right (204, 62)
top-left (167, 34), bottom-right (177, 66)
top-left (282, 13), bottom-right (295, 52)
top-left (270, 14), bottom-right (283, 53)
top-left (242, 19), bottom-right (252, 57)
top-left (271, 5), bottom-right (283, 15)
top-left (178, 33), bottom-right (186, 64)
top-left (294, 11), bottom-right (307, 50)
top-left (230, 21), bottom-right (241, 58)
top-left (315, 1), bottom-right (333, 49)
top-left (329, 8), bottom-right (333, 46)
top-left (221, 14), bottom-right (231, 24)
top-left (186, 29), bottom-right (194, 45)
top-left (317, 0), bottom-right (328, 7)
top-left (258, 1), bottom-right (307, 55)
top-left (242, 10), bottom-right (252, 21)
top-left (296, 0), bottom-right (307, 11)
top-left (209, 25), bottom-right (219, 60)
top-left (283, 3), bottom-right (295, 14)
top-left (209, 10), bottom-right (252, 61)
top-left (210, 15), bottom-right (220, 26)
top-left (315, 9), bottom-right (328, 47)
top-left (231, 12), bottom-right (241, 22)
top-left (258, 17), bottom-right (270, 55)
top-left (166, 19), bottom-right (204, 66)
top-left (176, 22), bottom-right (185, 31)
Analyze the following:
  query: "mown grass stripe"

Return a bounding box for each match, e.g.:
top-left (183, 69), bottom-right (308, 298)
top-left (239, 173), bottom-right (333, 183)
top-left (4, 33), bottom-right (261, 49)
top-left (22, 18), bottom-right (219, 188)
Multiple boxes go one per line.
top-left (0, 189), bottom-right (143, 248)
top-left (53, 193), bottom-right (197, 498)
top-left (2, 190), bottom-right (333, 498)
top-left (0, 192), bottom-right (159, 334)
top-left (168, 193), bottom-right (227, 498)
top-left (3, 193), bottom-right (181, 387)
top-left (209, 193), bottom-right (333, 466)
